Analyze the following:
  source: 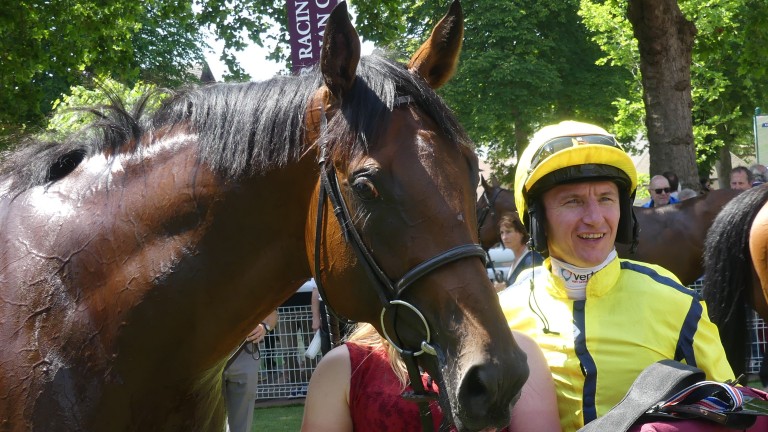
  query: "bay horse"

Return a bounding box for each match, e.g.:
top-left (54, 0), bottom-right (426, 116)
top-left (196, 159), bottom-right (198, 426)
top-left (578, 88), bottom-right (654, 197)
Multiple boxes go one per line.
top-left (702, 184), bottom-right (768, 378)
top-left (0, 2), bottom-right (527, 431)
top-left (476, 180), bottom-right (740, 286)
top-left (618, 188), bottom-right (742, 286)
top-left (476, 176), bottom-right (516, 251)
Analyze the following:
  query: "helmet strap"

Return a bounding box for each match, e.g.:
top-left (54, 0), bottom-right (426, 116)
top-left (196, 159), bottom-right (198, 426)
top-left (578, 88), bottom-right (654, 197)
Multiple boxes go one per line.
top-left (615, 189), bottom-right (638, 246)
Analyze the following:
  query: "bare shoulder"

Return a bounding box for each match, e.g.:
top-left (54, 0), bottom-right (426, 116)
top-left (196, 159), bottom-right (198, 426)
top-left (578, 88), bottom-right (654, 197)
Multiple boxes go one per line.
top-left (308, 344), bottom-right (352, 391)
top-left (301, 344), bottom-right (354, 432)
top-left (511, 331), bottom-right (537, 350)
top-left (511, 331), bottom-right (549, 366)
top-left (510, 331), bottom-right (562, 432)
top-left (316, 344), bottom-right (352, 374)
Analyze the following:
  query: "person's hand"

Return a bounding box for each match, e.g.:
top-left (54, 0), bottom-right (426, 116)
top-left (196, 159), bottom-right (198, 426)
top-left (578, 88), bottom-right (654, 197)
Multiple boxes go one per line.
top-left (493, 281), bottom-right (507, 292)
top-left (312, 316), bottom-right (321, 332)
top-left (246, 323), bottom-right (268, 344)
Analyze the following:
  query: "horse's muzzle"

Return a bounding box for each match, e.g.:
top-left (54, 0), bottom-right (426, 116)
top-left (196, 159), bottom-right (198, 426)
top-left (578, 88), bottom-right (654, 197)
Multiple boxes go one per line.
top-left (454, 353), bottom-right (529, 431)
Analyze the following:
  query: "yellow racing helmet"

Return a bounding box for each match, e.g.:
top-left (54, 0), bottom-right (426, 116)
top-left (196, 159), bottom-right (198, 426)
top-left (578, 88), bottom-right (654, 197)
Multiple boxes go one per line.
top-left (514, 121), bottom-right (638, 254)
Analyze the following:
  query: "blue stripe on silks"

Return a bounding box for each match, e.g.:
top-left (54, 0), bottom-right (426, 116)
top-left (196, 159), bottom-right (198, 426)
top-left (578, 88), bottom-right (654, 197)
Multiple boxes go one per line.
top-left (573, 299), bottom-right (598, 424)
top-left (620, 261), bottom-right (701, 365)
top-left (674, 300), bottom-right (701, 366)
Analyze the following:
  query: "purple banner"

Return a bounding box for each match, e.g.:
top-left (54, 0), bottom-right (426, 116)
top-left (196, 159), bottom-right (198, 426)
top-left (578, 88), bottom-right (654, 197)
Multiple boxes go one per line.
top-left (286, 0), bottom-right (341, 74)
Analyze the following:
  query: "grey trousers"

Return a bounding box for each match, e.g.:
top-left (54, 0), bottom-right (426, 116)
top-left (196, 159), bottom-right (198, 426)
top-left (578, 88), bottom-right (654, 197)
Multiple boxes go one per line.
top-left (222, 345), bottom-right (261, 432)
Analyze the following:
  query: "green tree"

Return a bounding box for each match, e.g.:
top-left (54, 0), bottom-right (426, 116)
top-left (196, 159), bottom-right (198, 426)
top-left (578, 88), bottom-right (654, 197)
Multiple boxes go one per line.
top-left (42, 77), bottom-right (163, 139)
top-left (626, 0), bottom-right (699, 190)
top-left (14, 0), bottom-right (767, 189)
top-left (195, 0), bottom-right (290, 81)
top-left (133, 1), bottom-right (208, 86)
top-left (2, 1), bottom-right (138, 133)
top-left (447, 0), bottom-right (629, 183)
top-left (194, 0), bottom-right (633, 184)
top-left (353, 0), bottom-right (630, 183)
top-left (688, 0), bottom-right (768, 185)
top-left (581, 0), bottom-right (768, 189)
top-left (1, 1), bottom-right (204, 138)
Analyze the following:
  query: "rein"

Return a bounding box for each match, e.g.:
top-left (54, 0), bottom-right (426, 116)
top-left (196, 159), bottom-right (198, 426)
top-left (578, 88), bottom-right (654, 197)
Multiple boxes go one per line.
top-left (312, 95), bottom-right (487, 432)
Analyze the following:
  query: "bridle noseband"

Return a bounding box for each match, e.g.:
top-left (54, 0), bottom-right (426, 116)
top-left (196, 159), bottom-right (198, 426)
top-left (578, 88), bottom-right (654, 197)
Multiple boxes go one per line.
top-left (312, 95), bottom-right (487, 431)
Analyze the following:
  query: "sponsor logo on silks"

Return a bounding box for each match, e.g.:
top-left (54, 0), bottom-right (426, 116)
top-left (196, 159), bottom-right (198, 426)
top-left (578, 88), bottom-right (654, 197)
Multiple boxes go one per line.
top-left (561, 268), bottom-right (573, 281)
top-left (562, 268), bottom-right (595, 284)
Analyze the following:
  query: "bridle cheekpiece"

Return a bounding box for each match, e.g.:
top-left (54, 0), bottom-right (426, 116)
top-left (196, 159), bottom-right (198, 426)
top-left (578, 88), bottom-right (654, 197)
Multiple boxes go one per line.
top-left (311, 94), bottom-right (487, 432)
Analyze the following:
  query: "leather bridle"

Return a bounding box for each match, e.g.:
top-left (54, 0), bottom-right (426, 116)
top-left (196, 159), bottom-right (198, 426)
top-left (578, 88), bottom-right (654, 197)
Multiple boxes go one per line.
top-left (476, 185), bottom-right (504, 282)
top-left (477, 185), bottom-right (502, 239)
top-left (312, 95), bottom-right (487, 432)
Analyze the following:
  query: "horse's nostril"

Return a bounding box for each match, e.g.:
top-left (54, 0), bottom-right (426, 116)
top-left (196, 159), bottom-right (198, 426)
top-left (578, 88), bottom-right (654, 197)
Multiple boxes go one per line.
top-left (457, 357), bottom-right (530, 431)
top-left (460, 367), bottom-right (494, 416)
top-left (458, 365), bottom-right (513, 429)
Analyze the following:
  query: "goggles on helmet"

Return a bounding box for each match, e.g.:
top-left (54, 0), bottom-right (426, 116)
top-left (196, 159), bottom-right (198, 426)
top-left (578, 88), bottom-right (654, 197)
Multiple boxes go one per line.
top-left (528, 135), bottom-right (622, 174)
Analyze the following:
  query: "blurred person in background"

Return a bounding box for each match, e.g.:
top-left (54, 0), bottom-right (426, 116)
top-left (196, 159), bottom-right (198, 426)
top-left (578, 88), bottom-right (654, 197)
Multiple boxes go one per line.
top-left (223, 310), bottom-right (278, 432)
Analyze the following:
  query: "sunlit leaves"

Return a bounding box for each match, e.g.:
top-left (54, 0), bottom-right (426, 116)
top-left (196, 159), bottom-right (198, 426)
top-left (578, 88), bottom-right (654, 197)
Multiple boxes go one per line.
top-left (439, 0), bottom-right (629, 180)
top-left (1, 0), bottom-right (202, 139)
top-left (42, 76), bottom-right (163, 140)
top-left (580, 0), bottom-right (768, 174)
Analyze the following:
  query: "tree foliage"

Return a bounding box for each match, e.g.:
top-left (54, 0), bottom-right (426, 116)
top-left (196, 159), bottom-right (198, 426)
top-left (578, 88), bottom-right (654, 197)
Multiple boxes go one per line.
top-left (2, 1), bottom-right (136, 133)
top-left (343, 0), bottom-right (630, 183)
top-left (41, 77), bottom-right (163, 140)
top-left (1, 1), bottom-right (203, 138)
top-left (581, 0), bottom-right (768, 187)
top-left (438, 0), bottom-right (628, 182)
top-left (195, 0), bottom-right (290, 81)
top-left (7, 0), bottom-right (768, 187)
top-left (688, 0), bottom-right (768, 181)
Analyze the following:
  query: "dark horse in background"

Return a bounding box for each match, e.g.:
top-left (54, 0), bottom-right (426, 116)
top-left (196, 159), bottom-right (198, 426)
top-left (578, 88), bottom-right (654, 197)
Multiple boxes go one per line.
top-left (477, 178), bottom-right (740, 286)
top-left (702, 184), bottom-right (768, 379)
top-left (0, 2), bottom-right (527, 431)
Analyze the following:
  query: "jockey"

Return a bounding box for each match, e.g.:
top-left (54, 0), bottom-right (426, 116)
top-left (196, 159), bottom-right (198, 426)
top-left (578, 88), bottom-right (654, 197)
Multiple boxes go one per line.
top-left (498, 120), bottom-right (734, 431)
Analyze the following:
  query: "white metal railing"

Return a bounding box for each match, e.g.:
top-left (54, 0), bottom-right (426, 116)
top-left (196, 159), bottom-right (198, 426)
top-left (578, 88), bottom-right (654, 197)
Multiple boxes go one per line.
top-left (256, 305), bottom-right (323, 400)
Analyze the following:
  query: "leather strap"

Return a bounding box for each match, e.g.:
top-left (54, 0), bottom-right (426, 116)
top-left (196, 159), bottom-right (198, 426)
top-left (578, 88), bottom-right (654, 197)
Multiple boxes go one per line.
top-left (578, 360), bottom-right (704, 432)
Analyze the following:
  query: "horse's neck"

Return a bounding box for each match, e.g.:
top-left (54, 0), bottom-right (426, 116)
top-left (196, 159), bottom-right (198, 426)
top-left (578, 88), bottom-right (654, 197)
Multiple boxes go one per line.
top-left (10, 141), bottom-right (319, 369)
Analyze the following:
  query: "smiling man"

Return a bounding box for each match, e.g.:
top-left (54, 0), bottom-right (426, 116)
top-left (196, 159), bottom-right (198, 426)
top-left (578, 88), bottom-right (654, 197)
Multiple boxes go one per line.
top-left (498, 121), bottom-right (733, 432)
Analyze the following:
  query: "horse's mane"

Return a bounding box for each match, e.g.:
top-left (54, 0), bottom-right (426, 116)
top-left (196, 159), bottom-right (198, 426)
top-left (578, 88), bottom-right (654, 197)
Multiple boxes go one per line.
top-left (0, 54), bottom-right (470, 195)
top-left (702, 185), bottom-right (768, 375)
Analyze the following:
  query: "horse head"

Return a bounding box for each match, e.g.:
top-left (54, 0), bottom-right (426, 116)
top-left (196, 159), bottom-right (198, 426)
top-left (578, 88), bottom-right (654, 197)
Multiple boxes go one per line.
top-left (304, 2), bottom-right (528, 430)
top-left (476, 178), bottom-right (518, 250)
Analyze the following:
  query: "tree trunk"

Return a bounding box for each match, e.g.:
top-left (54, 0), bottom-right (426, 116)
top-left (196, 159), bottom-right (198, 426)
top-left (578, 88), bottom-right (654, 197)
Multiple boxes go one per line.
top-left (715, 143), bottom-right (732, 190)
top-left (627, 0), bottom-right (699, 190)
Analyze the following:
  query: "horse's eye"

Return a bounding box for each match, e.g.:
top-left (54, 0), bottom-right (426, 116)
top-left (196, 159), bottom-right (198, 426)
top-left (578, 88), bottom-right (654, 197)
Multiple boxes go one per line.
top-left (351, 177), bottom-right (378, 200)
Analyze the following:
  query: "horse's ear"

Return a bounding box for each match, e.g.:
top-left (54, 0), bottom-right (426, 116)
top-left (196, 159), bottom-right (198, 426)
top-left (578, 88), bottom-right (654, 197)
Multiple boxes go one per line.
top-left (320, 2), bottom-right (361, 99)
top-left (481, 175), bottom-right (491, 190)
top-left (407, 0), bottom-right (464, 89)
